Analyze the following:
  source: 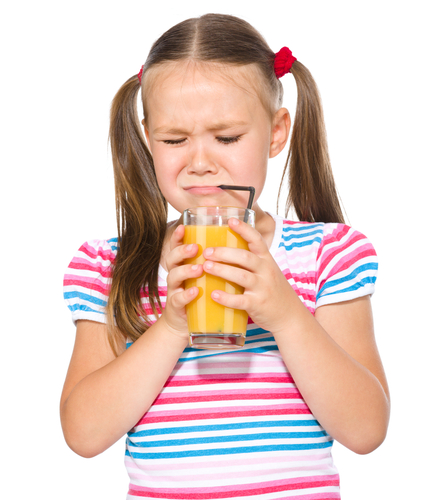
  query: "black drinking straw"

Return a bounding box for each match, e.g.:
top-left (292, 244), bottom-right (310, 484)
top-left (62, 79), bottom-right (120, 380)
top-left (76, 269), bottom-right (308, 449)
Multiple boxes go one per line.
top-left (218, 185), bottom-right (255, 223)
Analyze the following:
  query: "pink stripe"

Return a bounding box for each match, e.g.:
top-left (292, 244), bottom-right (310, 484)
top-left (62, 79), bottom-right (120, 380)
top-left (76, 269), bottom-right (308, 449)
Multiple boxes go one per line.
top-left (128, 487), bottom-right (339, 500)
top-left (140, 288), bottom-right (168, 298)
top-left (128, 474), bottom-right (339, 498)
top-left (317, 228), bottom-right (363, 277)
top-left (152, 392), bottom-right (303, 405)
top-left (153, 389), bottom-right (302, 405)
top-left (327, 247), bottom-right (375, 278)
top-left (63, 277), bottom-right (109, 295)
top-left (283, 271), bottom-right (316, 286)
top-left (285, 280), bottom-right (316, 304)
top-left (64, 274), bottom-right (110, 289)
top-left (164, 374), bottom-right (295, 388)
top-left (318, 247), bottom-right (375, 292)
top-left (68, 260), bottom-right (112, 277)
top-left (136, 405), bottom-right (310, 425)
top-left (316, 225), bottom-right (349, 262)
top-left (81, 241), bottom-right (115, 260)
top-left (146, 403), bottom-right (308, 416)
top-left (71, 255), bottom-right (112, 267)
top-left (157, 388), bottom-right (301, 399)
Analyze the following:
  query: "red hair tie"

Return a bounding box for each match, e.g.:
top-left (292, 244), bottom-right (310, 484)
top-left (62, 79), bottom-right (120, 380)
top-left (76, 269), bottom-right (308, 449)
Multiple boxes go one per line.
top-left (274, 47), bottom-right (297, 78)
top-left (138, 65), bottom-right (144, 84)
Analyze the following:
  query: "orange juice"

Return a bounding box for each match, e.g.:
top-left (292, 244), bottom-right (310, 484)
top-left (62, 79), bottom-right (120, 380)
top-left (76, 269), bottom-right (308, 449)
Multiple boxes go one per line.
top-left (183, 225), bottom-right (249, 340)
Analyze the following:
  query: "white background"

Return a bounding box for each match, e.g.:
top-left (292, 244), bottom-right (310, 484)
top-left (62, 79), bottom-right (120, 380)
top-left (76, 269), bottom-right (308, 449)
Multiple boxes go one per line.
top-left (2, 1), bottom-right (436, 498)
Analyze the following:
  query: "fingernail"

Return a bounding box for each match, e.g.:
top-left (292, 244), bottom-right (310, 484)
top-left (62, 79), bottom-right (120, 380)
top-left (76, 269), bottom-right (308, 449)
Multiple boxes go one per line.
top-left (204, 261), bottom-right (213, 270)
top-left (230, 218), bottom-right (239, 226)
top-left (186, 244), bottom-right (193, 252)
top-left (191, 265), bottom-right (199, 271)
top-left (204, 248), bottom-right (213, 257)
top-left (211, 291), bottom-right (220, 299)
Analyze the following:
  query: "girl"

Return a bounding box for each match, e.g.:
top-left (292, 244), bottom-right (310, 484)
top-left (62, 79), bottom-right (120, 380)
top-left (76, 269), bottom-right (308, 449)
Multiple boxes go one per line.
top-left (62, 13), bottom-right (390, 499)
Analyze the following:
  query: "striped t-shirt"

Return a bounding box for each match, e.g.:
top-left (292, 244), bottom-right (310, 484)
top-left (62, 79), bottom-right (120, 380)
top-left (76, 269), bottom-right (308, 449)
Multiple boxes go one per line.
top-left (64, 214), bottom-right (378, 499)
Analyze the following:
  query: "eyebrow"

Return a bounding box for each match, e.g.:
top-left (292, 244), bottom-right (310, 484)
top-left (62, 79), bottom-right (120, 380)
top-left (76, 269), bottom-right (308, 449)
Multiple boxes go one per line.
top-left (153, 120), bottom-right (248, 135)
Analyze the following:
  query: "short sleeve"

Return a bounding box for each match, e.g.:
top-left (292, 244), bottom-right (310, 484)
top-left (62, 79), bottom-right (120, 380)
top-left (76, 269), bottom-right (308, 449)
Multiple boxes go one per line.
top-left (63, 238), bottom-right (118, 325)
top-left (315, 224), bottom-right (378, 308)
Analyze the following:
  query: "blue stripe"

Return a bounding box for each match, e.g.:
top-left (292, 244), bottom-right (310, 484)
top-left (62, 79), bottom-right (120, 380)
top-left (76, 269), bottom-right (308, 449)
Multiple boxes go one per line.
top-left (279, 237), bottom-right (322, 251)
top-left (125, 441), bottom-right (333, 459)
top-left (179, 344), bottom-right (279, 362)
top-left (67, 304), bottom-right (105, 314)
top-left (128, 419), bottom-right (320, 438)
top-left (318, 278), bottom-right (376, 301)
top-left (317, 263), bottom-right (378, 299)
top-left (245, 336), bottom-right (275, 344)
top-left (281, 228), bottom-right (324, 241)
top-left (107, 237), bottom-right (119, 251)
top-left (129, 431), bottom-right (328, 448)
top-left (246, 327), bottom-right (269, 338)
top-left (64, 291), bottom-right (107, 307)
top-left (282, 223), bottom-right (324, 233)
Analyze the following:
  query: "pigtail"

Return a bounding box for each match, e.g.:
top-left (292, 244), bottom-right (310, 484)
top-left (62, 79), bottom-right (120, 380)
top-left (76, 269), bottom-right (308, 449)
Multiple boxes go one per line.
top-left (279, 61), bottom-right (345, 224)
top-left (107, 75), bottom-right (168, 352)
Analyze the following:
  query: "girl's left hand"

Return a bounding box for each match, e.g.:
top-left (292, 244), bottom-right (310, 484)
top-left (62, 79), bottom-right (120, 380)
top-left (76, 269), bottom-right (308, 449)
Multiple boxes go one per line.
top-left (202, 218), bottom-right (298, 334)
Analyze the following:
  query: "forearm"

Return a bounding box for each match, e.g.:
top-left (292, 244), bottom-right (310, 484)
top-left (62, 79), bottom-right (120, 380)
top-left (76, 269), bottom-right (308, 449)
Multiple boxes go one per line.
top-left (273, 295), bottom-right (390, 454)
top-left (61, 320), bottom-right (187, 458)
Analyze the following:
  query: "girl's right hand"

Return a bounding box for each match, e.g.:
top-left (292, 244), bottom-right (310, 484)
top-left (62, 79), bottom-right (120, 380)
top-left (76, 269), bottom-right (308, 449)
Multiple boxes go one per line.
top-left (159, 224), bottom-right (203, 339)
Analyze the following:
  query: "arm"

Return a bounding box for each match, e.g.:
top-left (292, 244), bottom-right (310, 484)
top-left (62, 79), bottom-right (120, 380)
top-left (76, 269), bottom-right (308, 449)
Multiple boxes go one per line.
top-left (203, 218), bottom-right (390, 454)
top-left (273, 294), bottom-right (390, 454)
top-left (60, 226), bottom-right (202, 458)
top-left (60, 319), bottom-right (187, 458)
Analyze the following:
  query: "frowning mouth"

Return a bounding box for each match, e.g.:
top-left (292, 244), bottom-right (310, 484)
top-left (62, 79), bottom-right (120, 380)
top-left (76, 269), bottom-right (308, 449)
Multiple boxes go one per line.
top-left (184, 186), bottom-right (224, 195)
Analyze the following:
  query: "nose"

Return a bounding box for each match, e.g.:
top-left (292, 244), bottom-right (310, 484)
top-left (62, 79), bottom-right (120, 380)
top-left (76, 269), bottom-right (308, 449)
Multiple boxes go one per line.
top-left (186, 142), bottom-right (218, 175)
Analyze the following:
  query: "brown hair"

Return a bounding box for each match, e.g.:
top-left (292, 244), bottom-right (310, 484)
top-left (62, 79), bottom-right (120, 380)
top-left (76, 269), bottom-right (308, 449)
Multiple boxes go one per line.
top-left (107, 13), bottom-right (344, 352)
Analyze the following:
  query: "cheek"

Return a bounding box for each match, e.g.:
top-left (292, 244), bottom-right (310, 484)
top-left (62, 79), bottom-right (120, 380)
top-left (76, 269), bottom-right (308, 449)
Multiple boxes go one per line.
top-left (233, 141), bottom-right (269, 178)
top-left (153, 146), bottom-right (185, 176)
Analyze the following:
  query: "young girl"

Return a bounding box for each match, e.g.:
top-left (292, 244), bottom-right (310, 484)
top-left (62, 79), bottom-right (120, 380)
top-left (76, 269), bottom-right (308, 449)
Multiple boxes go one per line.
top-left (62, 13), bottom-right (390, 499)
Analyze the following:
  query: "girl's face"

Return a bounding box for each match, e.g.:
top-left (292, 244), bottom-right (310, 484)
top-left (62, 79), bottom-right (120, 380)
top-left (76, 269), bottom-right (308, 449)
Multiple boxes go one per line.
top-left (143, 62), bottom-right (289, 218)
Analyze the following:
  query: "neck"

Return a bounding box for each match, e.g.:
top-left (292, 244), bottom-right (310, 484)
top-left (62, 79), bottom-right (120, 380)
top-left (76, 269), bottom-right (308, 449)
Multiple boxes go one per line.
top-left (252, 203), bottom-right (275, 249)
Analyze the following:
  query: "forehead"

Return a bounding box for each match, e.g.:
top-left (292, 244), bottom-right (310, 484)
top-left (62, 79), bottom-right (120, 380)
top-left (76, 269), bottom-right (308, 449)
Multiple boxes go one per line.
top-left (142, 61), bottom-right (271, 124)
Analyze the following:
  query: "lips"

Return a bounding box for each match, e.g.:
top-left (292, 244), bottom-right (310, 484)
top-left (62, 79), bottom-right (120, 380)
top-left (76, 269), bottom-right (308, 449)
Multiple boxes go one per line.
top-left (184, 186), bottom-right (223, 195)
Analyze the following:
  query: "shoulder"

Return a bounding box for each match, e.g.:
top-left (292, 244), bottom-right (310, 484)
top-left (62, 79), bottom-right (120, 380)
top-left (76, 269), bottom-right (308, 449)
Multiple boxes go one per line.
top-left (276, 216), bottom-right (325, 250)
top-left (316, 223), bottom-right (377, 271)
top-left (70, 238), bottom-right (119, 264)
top-left (315, 223), bottom-right (378, 307)
top-left (63, 238), bottom-right (119, 325)
top-left (277, 216), bottom-right (376, 257)
top-left (273, 216), bottom-right (378, 307)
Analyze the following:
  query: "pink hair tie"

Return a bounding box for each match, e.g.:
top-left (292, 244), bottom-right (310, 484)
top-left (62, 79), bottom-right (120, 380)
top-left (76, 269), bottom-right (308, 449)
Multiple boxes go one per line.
top-left (274, 47), bottom-right (297, 78)
top-left (138, 65), bottom-right (144, 84)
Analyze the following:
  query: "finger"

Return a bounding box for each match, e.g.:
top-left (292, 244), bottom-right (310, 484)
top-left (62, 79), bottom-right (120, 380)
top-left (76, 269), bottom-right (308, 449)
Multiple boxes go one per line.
top-left (210, 289), bottom-right (248, 311)
top-left (167, 263), bottom-right (204, 291)
top-left (169, 224), bottom-right (185, 251)
top-left (170, 286), bottom-right (200, 311)
top-left (166, 241), bottom-right (199, 272)
top-left (228, 218), bottom-right (268, 255)
top-left (203, 260), bottom-right (254, 290)
top-left (203, 246), bottom-right (256, 270)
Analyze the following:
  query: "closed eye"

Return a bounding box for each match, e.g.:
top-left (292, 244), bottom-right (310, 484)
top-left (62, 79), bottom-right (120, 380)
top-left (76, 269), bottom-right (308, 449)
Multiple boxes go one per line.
top-left (163, 138), bottom-right (186, 145)
top-left (217, 136), bottom-right (242, 144)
